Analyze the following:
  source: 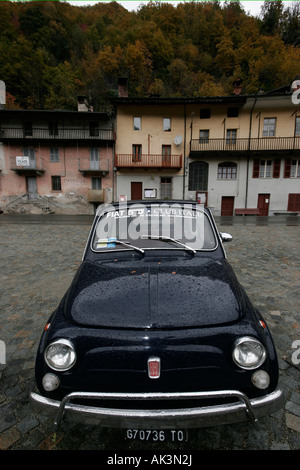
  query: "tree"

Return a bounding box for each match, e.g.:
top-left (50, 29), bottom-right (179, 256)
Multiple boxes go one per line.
top-left (260, 0), bottom-right (284, 36)
top-left (281, 2), bottom-right (300, 45)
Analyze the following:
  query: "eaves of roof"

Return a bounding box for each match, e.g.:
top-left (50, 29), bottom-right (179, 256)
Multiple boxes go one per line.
top-left (111, 95), bottom-right (249, 105)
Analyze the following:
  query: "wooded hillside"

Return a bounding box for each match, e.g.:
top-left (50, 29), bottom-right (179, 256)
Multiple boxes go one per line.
top-left (1, 0), bottom-right (299, 110)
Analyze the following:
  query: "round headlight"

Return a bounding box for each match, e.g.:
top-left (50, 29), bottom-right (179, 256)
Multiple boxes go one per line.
top-left (232, 337), bottom-right (266, 370)
top-left (45, 339), bottom-right (76, 371)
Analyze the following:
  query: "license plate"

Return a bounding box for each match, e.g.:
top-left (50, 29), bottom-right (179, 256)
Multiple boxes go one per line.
top-left (126, 429), bottom-right (188, 442)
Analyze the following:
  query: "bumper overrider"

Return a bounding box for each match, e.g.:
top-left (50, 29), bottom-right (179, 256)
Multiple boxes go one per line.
top-left (30, 388), bottom-right (284, 432)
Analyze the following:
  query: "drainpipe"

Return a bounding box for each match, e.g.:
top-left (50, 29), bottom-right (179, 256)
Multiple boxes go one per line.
top-left (183, 104), bottom-right (186, 199)
top-left (246, 93), bottom-right (258, 208)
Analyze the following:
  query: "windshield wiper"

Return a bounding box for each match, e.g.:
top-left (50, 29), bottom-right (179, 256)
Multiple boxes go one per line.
top-left (97, 238), bottom-right (145, 254)
top-left (115, 239), bottom-right (145, 254)
top-left (142, 235), bottom-right (196, 255)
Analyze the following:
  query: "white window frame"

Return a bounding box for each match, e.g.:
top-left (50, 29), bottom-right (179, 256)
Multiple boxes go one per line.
top-left (291, 159), bottom-right (300, 178)
top-left (133, 116), bottom-right (141, 131)
top-left (163, 117), bottom-right (171, 132)
top-left (50, 148), bottom-right (59, 162)
top-left (259, 159), bottom-right (272, 178)
top-left (263, 118), bottom-right (276, 137)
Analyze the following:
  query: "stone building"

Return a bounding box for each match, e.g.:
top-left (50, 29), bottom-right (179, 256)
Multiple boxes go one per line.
top-left (0, 104), bottom-right (115, 214)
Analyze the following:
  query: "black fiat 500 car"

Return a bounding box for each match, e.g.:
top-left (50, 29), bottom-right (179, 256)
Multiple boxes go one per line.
top-left (30, 201), bottom-right (283, 438)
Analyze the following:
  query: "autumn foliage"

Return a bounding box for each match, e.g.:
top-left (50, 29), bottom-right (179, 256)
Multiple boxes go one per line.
top-left (0, 0), bottom-right (299, 110)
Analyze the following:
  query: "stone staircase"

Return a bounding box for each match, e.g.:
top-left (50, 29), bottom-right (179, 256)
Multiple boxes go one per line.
top-left (6, 193), bottom-right (58, 214)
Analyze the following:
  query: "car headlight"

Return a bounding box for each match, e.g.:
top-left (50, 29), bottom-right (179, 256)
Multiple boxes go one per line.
top-left (45, 339), bottom-right (76, 371)
top-left (232, 337), bottom-right (266, 370)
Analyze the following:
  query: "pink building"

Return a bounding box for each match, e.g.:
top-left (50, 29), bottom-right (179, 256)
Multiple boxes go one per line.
top-left (0, 107), bottom-right (115, 214)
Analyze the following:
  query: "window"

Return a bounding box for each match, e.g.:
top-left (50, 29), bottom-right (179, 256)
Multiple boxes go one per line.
top-left (200, 108), bottom-right (211, 119)
top-left (263, 118), bottom-right (276, 137)
top-left (291, 159), bottom-right (300, 178)
top-left (50, 148), bottom-right (59, 162)
top-left (49, 121), bottom-right (58, 136)
top-left (23, 148), bottom-right (36, 168)
top-left (133, 116), bottom-right (141, 131)
top-left (295, 117), bottom-right (300, 136)
top-left (51, 176), bottom-right (61, 191)
top-left (227, 107), bottom-right (239, 118)
top-left (161, 177), bottom-right (172, 199)
top-left (254, 159), bottom-right (280, 178)
top-left (132, 144), bottom-right (142, 161)
top-left (89, 122), bottom-right (99, 137)
top-left (90, 148), bottom-right (99, 170)
top-left (163, 117), bottom-right (171, 132)
top-left (199, 130), bottom-right (209, 143)
top-left (188, 161), bottom-right (208, 191)
top-left (23, 121), bottom-right (32, 137)
top-left (91, 177), bottom-right (102, 190)
top-left (259, 160), bottom-right (272, 178)
top-left (226, 129), bottom-right (237, 145)
top-left (218, 162), bottom-right (237, 179)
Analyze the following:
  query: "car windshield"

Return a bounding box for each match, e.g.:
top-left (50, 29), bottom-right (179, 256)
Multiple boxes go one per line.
top-left (92, 203), bottom-right (217, 253)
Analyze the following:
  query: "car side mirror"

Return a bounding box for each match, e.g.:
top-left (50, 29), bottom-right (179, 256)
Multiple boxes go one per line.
top-left (220, 232), bottom-right (233, 242)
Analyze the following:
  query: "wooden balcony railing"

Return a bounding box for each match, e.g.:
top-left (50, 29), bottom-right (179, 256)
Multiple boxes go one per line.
top-left (190, 136), bottom-right (300, 153)
top-left (0, 127), bottom-right (114, 141)
top-left (115, 154), bottom-right (182, 169)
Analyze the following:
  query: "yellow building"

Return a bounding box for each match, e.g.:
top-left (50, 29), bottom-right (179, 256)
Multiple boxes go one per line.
top-left (112, 82), bottom-right (300, 215)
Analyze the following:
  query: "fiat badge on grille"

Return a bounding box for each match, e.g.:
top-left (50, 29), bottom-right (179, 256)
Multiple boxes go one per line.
top-left (147, 357), bottom-right (160, 379)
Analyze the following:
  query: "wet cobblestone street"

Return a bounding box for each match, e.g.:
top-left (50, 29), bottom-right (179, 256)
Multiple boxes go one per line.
top-left (0, 215), bottom-right (299, 451)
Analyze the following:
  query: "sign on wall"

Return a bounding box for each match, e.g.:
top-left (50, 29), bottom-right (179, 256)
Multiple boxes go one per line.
top-left (16, 156), bottom-right (30, 167)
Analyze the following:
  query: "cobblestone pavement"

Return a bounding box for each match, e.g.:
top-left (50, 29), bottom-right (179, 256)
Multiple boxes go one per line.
top-left (0, 215), bottom-right (299, 451)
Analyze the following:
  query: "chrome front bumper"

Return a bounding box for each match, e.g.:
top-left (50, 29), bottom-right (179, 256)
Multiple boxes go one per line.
top-left (30, 388), bottom-right (284, 431)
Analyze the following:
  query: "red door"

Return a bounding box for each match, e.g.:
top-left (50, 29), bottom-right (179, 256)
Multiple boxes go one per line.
top-left (221, 196), bottom-right (234, 216)
top-left (257, 194), bottom-right (270, 216)
top-left (288, 194), bottom-right (300, 211)
top-left (131, 182), bottom-right (142, 200)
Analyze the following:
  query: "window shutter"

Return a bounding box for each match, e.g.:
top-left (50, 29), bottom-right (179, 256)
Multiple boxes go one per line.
top-left (288, 194), bottom-right (300, 211)
top-left (273, 159), bottom-right (281, 178)
top-left (284, 159), bottom-right (291, 178)
top-left (253, 159), bottom-right (260, 178)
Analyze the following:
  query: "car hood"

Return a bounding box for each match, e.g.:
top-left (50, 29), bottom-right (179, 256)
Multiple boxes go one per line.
top-left (65, 259), bottom-right (246, 329)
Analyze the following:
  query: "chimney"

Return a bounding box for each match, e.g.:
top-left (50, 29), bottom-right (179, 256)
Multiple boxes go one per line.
top-left (118, 77), bottom-right (128, 98)
top-left (77, 95), bottom-right (89, 112)
top-left (233, 78), bottom-right (242, 95)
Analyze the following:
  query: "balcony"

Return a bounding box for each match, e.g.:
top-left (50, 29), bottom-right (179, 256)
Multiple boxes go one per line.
top-left (10, 156), bottom-right (44, 176)
top-left (190, 137), bottom-right (300, 157)
top-left (78, 158), bottom-right (110, 176)
top-left (0, 127), bottom-right (114, 142)
top-left (87, 189), bottom-right (105, 203)
top-left (115, 154), bottom-right (183, 170)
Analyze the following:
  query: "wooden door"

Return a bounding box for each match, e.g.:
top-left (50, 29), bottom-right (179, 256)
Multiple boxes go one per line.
top-left (131, 182), bottom-right (142, 200)
top-left (257, 194), bottom-right (270, 216)
top-left (162, 145), bottom-right (171, 166)
top-left (287, 194), bottom-right (300, 211)
top-left (26, 176), bottom-right (37, 200)
top-left (221, 196), bottom-right (234, 216)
